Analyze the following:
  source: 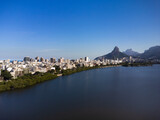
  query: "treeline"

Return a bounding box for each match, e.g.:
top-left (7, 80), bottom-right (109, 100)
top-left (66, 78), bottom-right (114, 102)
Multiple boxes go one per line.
top-left (1, 70), bottom-right (12, 80)
top-left (122, 62), bottom-right (153, 67)
top-left (61, 65), bottom-right (119, 76)
top-left (61, 66), bottom-right (99, 76)
top-left (0, 67), bottom-right (97, 92)
top-left (0, 72), bottom-right (57, 92)
top-left (0, 63), bottom-right (154, 92)
top-left (0, 65), bottom-right (116, 93)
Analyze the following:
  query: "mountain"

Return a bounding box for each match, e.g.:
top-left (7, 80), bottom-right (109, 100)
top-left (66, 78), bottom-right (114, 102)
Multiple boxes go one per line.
top-left (140, 46), bottom-right (160, 59)
top-left (123, 49), bottom-right (140, 56)
top-left (95, 46), bottom-right (128, 60)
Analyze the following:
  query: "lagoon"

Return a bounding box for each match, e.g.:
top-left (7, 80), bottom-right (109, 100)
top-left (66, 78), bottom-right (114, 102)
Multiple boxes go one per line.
top-left (0, 65), bottom-right (160, 120)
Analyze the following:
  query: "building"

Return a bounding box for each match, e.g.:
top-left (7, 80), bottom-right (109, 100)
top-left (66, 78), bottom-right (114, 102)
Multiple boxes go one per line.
top-left (85, 57), bottom-right (89, 62)
top-left (35, 56), bottom-right (40, 62)
top-left (30, 58), bottom-right (35, 62)
top-left (58, 57), bottom-right (64, 63)
top-left (24, 57), bottom-right (30, 62)
top-left (79, 58), bottom-right (84, 62)
top-left (12, 60), bottom-right (17, 64)
top-left (4, 59), bottom-right (10, 63)
top-left (45, 59), bottom-right (49, 63)
top-left (40, 57), bottom-right (45, 62)
top-left (50, 58), bottom-right (56, 63)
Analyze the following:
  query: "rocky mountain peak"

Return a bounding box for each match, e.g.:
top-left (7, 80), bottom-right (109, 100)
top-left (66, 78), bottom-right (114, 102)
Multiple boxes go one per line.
top-left (112, 46), bottom-right (120, 53)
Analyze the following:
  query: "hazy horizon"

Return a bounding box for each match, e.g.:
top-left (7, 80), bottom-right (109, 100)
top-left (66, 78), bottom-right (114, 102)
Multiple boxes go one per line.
top-left (0, 45), bottom-right (160, 60)
top-left (0, 0), bottom-right (160, 60)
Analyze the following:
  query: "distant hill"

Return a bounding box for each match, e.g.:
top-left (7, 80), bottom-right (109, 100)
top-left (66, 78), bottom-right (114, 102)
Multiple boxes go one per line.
top-left (95, 46), bottom-right (128, 60)
top-left (140, 46), bottom-right (160, 59)
top-left (123, 49), bottom-right (140, 56)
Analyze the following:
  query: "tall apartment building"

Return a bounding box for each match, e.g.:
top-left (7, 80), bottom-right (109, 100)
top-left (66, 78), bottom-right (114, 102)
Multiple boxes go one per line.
top-left (35, 56), bottom-right (40, 62)
top-left (50, 58), bottom-right (56, 63)
top-left (24, 57), bottom-right (30, 62)
top-left (40, 57), bottom-right (45, 62)
top-left (58, 57), bottom-right (64, 63)
top-left (85, 57), bottom-right (89, 62)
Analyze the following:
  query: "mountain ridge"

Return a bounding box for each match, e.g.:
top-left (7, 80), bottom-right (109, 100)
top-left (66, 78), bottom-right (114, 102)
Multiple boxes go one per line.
top-left (140, 46), bottom-right (160, 59)
top-left (95, 45), bottom-right (160, 60)
top-left (95, 46), bottom-right (128, 60)
top-left (123, 49), bottom-right (140, 56)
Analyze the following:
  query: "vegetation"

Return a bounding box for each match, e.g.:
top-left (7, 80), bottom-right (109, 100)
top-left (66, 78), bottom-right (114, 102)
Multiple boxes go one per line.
top-left (122, 62), bottom-right (153, 67)
top-left (1, 70), bottom-right (12, 80)
top-left (0, 72), bottom-right (57, 92)
top-left (0, 62), bottom-right (155, 92)
top-left (0, 64), bottom-right (120, 92)
top-left (61, 66), bottom-right (98, 76)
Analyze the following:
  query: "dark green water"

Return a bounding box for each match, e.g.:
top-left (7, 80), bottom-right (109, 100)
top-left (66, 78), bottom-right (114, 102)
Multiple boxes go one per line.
top-left (0, 65), bottom-right (160, 120)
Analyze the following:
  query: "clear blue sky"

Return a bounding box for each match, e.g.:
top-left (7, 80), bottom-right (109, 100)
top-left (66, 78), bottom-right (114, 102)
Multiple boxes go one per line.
top-left (0, 0), bottom-right (160, 60)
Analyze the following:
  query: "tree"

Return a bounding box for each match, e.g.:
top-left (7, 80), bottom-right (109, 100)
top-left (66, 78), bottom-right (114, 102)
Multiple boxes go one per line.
top-left (47, 69), bottom-right (55, 74)
top-left (1, 70), bottom-right (12, 80)
top-left (54, 65), bottom-right (60, 72)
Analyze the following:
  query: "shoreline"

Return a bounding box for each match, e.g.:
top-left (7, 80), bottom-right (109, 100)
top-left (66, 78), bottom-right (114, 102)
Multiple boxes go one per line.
top-left (0, 64), bottom-right (155, 93)
top-left (0, 65), bottom-right (118, 93)
top-left (121, 63), bottom-right (153, 67)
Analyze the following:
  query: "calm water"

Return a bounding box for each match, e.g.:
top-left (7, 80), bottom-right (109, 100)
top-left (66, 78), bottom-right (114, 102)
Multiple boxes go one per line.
top-left (0, 65), bottom-right (160, 120)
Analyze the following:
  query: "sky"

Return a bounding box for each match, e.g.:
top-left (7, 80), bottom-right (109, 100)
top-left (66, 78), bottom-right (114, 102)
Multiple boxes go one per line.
top-left (0, 0), bottom-right (160, 60)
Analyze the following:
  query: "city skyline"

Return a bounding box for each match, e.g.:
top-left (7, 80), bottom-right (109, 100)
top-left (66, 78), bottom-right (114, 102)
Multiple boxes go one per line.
top-left (0, 0), bottom-right (160, 59)
top-left (0, 45), bottom-right (159, 60)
